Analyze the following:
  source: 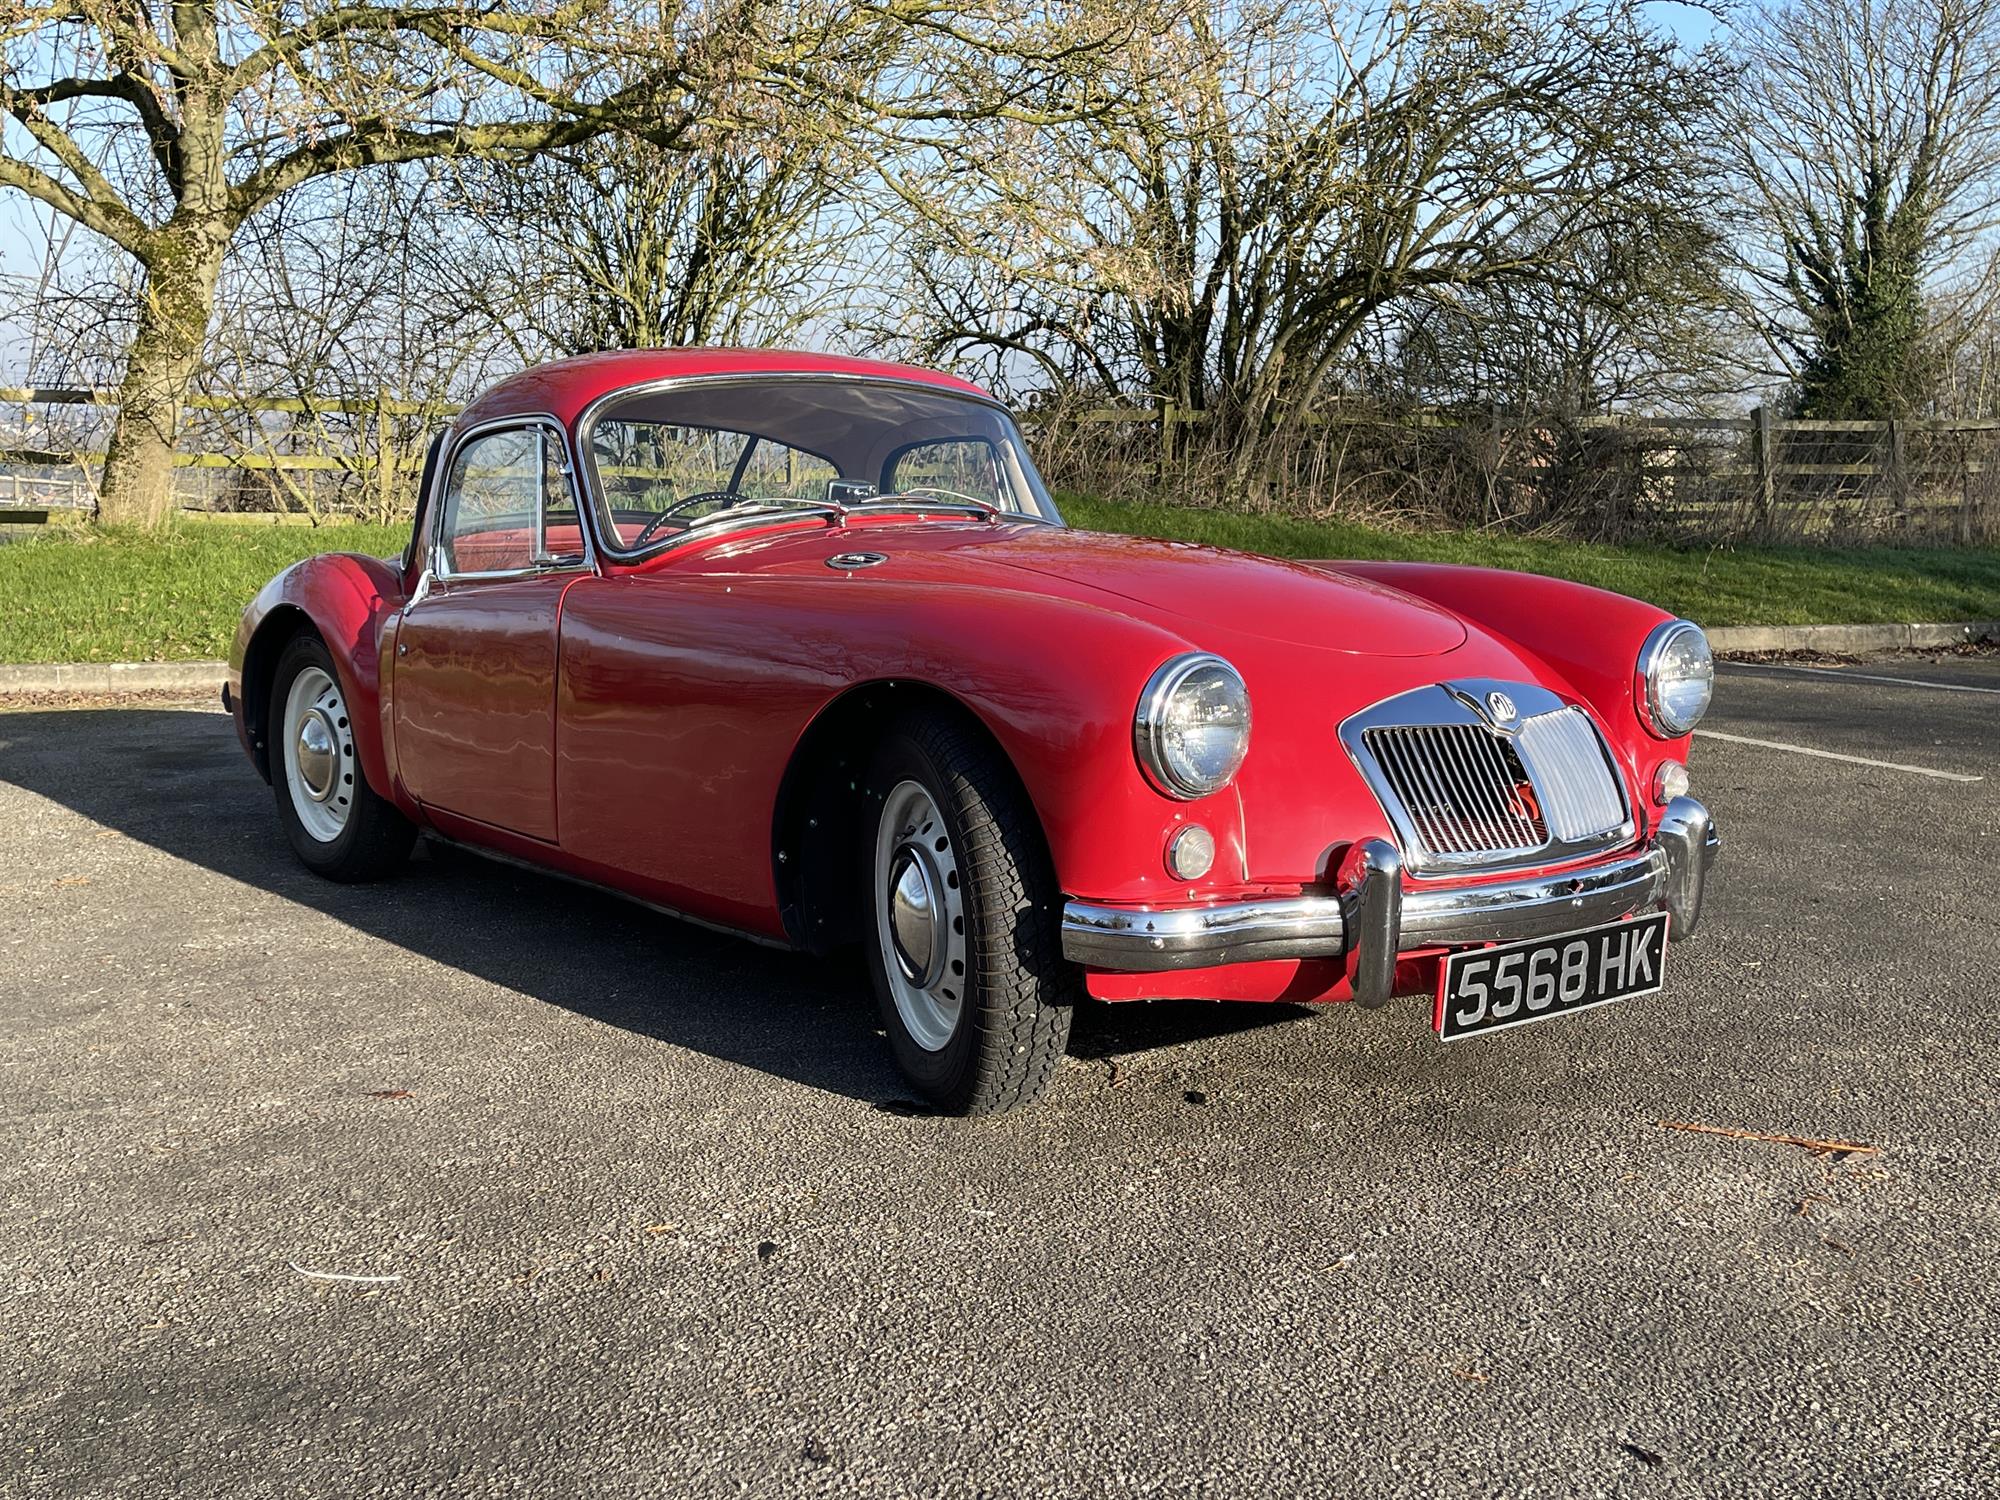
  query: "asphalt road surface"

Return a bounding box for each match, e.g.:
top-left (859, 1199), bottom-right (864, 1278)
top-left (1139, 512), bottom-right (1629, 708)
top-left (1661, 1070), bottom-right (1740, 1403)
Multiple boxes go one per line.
top-left (2, 658), bottom-right (1996, 1498)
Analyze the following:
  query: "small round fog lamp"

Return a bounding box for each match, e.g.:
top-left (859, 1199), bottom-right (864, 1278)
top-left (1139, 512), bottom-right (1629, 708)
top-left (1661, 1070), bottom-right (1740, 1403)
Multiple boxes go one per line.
top-left (1654, 761), bottom-right (1690, 803)
top-left (1167, 825), bottom-right (1216, 881)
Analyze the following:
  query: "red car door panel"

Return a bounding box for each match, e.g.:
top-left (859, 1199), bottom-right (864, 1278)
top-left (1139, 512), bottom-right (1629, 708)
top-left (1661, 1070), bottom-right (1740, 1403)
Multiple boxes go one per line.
top-left (553, 574), bottom-right (814, 937)
top-left (394, 575), bottom-right (570, 842)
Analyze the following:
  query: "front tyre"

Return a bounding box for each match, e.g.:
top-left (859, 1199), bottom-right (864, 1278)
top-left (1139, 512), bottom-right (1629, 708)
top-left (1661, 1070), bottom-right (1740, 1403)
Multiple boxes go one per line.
top-left (864, 712), bottom-right (1078, 1115)
top-left (269, 633), bottom-right (415, 882)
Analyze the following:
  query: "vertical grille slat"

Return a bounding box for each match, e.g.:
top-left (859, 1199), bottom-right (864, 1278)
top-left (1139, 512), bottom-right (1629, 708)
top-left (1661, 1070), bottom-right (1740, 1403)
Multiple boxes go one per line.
top-left (1420, 726), bottom-right (1476, 851)
top-left (1471, 725), bottom-right (1535, 847)
top-left (1516, 708), bottom-right (1627, 843)
top-left (1400, 731), bottom-right (1458, 853)
top-left (1361, 703), bottom-right (1626, 868)
top-left (1433, 727), bottom-right (1486, 851)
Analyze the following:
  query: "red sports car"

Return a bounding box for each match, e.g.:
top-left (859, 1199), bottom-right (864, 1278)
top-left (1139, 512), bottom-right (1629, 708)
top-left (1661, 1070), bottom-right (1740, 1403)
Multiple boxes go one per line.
top-left (228, 350), bottom-right (1720, 1113)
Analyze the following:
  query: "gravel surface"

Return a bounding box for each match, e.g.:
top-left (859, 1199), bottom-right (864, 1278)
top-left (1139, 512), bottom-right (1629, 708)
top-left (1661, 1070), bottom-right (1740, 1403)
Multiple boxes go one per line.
top-left (2, 662), bottom-right (1996, 1498)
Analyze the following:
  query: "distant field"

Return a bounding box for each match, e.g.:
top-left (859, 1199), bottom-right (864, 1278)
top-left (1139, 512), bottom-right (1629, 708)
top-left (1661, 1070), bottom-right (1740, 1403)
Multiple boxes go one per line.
top-left (1, 505), bottom-right (1996, 663)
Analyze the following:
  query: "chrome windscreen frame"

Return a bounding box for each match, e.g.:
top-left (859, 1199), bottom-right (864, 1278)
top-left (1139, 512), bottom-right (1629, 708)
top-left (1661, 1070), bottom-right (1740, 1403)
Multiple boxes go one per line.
top-left (1336, 679), bottom-right (1638, 878)
top-left (571, 372), bottom-right (1066, 564)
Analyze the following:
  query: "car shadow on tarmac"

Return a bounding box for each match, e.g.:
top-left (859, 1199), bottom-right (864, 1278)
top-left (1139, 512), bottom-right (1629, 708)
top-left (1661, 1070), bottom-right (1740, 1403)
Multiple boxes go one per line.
top-left (0, 708), bottom-right (1307, 1107)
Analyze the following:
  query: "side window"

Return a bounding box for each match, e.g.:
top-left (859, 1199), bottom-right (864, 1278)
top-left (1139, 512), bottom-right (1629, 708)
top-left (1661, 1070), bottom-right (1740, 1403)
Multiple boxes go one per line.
top-left (885, 439), bottom-right (1004, 506)
top-left (438, 427), bottom-right (580, 575)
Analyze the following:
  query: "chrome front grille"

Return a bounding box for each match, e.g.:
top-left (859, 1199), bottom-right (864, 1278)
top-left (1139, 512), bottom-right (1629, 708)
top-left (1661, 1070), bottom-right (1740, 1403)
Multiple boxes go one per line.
top-left (1342, 683), bottom-right (1634, 873)
top-left (1514, 707), bottom-right (1628, 842)
top-left (1365, 722), bottom-right (1547, 859)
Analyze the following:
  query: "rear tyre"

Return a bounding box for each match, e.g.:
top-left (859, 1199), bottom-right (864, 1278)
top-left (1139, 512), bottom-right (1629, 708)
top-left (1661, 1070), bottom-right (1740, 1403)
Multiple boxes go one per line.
top-left (269, 633), bottom-right (415, 882)
top-left (862, 711), bottom-right (1078, 1114)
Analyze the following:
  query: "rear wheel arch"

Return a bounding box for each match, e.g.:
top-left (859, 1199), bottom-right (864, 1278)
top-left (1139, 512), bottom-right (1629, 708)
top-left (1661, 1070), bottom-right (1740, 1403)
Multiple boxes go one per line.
top-left (241, 605), bottom-right (318, 783)
top-left (243, 606), bottom-right (393, 801)
top-left (772, 680), bottom-right (1053, 955)
top-left (265, 631), bottom-right (416, 882)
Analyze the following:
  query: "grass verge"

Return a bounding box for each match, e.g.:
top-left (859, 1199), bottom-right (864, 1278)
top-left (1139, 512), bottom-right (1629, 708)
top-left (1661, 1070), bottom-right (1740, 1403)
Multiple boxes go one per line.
top-left (1, 504), bottom-right (1995, 663)
top-left (0, 520), bottom-right (404, 664)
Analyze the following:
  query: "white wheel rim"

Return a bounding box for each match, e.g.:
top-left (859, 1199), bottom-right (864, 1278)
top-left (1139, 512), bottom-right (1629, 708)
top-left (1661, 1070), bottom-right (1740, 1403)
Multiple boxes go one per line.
top-left (281, 665), bottom-right (356, 844)
top-left (874, 779), bottom-right (969, 1053)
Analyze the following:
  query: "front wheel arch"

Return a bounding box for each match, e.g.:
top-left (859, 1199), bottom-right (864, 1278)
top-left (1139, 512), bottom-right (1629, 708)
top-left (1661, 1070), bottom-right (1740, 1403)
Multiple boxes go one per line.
top-left (771, 680), bottom-right (1053, 955)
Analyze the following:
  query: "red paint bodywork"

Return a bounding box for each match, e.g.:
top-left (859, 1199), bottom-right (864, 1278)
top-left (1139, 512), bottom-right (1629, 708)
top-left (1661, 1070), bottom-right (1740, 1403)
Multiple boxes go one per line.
top-left (229, 350), bottom-right (1695, 1004)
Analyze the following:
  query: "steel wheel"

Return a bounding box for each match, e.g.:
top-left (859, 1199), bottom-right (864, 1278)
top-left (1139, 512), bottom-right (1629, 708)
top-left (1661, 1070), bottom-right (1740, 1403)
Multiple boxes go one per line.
top-left (872, 778), bottom-right (969, 1053)
top-left (280, 664), bottom-right (356, 845)
top-left (860, 712), bottom-right (1078, 1113)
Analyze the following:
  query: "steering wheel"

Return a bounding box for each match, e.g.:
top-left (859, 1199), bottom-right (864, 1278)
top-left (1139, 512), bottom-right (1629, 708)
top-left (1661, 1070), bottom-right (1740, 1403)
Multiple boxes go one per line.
top-left (632, 490), bottom-right (739, 546)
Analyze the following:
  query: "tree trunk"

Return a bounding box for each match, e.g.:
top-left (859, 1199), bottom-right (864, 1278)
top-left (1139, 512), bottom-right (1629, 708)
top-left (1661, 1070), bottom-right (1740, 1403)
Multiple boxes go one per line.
top-left (98, 226), bottom-right (228, 527)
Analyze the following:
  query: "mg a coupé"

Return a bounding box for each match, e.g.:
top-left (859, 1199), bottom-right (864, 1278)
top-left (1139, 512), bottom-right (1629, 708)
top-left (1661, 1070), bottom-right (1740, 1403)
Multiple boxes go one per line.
top-left (229, 350), bottom-right (1721, 1113)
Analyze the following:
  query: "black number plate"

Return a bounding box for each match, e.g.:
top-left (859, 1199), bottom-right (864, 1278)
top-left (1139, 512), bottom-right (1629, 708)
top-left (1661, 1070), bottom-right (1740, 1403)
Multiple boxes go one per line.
top-left (1435, 911), bottom-right (1669, 1041)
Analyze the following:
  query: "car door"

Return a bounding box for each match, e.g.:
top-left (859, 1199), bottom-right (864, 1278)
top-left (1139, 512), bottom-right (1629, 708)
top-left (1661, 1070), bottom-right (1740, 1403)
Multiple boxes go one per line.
top-left (393, 419), bottom-right (589, 843)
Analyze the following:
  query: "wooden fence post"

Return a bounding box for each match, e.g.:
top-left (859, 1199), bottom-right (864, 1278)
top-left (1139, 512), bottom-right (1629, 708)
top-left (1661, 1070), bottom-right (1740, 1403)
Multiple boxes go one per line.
top-left (1886, 417), bottom-right (1908, 516)
top-left (1963, 434), bottom-right (1983, 545)
top-left (374, 387), bottom-right (396, 520)
top-left (1752, 403), bottom-right (1775, 531)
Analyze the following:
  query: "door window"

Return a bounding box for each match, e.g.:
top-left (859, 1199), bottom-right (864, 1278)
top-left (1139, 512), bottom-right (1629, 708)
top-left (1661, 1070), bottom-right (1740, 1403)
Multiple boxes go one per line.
top-left (438, 426), bottom-right (583, 575)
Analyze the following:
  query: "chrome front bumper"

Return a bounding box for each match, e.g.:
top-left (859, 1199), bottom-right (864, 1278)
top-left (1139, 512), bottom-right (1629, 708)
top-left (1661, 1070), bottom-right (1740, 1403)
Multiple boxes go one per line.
top-left (1060, 796), bottom-right (1720, 1002)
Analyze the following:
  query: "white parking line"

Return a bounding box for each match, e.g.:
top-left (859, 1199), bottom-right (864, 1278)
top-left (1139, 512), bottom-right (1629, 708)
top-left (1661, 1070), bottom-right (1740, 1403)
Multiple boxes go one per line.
top-left (1694, 729), bottom-right (1985, 782)
top-left (1721, 661), bottom-right (2000, 695)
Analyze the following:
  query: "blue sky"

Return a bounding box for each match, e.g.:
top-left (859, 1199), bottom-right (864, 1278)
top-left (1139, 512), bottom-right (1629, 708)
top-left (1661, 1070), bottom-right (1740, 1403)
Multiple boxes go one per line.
top-left (1650, 1), bottom-right (1724, 49)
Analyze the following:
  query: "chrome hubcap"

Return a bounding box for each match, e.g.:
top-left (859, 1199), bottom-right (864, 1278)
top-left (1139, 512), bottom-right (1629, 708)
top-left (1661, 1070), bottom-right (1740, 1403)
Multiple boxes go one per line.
top-left (281, 665), bottom-right (355, 844)
top-left (295, 711), bottom-right (337, 802)
top-left (888, 847), bottom-right (945, 987)
top-left (873, 780), bottom-right (968, 1053)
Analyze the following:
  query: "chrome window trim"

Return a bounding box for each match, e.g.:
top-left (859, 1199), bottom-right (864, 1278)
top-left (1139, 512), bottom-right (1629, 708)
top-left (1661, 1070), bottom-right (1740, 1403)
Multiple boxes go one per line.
top-left (1337, 679), bottom-right (1637, 878)
top-left (425, 413), bottom-right (598, 585)
top-left (572, 371), bottom-right (1065, 563)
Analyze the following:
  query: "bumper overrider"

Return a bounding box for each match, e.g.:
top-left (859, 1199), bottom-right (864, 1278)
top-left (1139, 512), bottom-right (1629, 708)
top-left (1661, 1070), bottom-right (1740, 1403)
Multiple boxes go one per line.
top-left (1060, 796), bottom-right (1719, 1006)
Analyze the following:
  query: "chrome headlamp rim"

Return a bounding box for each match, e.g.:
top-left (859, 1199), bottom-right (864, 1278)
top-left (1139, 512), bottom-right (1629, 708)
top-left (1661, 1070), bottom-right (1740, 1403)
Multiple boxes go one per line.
top-left (1133, 651), bottom-right (1251, 800)
top-left (1636, 618), bottom-right (1713, 738)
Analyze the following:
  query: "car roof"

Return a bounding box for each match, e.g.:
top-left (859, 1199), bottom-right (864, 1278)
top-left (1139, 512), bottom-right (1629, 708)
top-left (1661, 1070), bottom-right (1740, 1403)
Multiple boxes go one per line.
top-left (452, 349), bottom-right (994, 431)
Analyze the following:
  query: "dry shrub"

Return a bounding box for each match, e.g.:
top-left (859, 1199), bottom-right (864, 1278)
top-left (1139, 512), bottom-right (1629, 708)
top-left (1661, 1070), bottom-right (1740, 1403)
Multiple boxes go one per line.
top-left (1027, 401), bottom-right (2000, 547)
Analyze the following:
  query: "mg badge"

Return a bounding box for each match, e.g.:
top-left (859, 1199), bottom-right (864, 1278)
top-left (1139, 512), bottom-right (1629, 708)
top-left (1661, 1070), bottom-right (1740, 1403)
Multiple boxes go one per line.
top-left (1485, 690), bottom-right (1518, 725)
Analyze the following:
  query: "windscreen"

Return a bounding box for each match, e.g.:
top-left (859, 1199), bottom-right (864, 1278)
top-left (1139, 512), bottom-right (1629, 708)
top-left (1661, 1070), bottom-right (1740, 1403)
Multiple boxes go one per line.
top-left (582, 377), bottom-right (1060, 553)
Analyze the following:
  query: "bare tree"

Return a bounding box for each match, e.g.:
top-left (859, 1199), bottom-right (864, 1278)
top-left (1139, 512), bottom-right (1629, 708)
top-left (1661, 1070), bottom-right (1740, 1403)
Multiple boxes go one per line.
top-left (1737, 0), bottom-right (2000, 417)
top-left (0, 0), bottom-right (1116, 523)
top-left (0, 2), bottom-right (689, 520)
top-left (1376, 215), bottom-right (1743, 419)
top-left (200, 169), bottom-right (510, 518)
top-left (441, 118), bottom-right (865, 357)
top-left (897, 0), bottom-right (1730, 490)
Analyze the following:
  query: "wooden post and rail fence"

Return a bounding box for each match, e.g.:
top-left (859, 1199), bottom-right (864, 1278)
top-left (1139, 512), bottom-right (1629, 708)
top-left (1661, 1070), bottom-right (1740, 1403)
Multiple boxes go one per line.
top-left (3, 387), bottom-right (1996, 543)
top-left (0, 384), bottom-right (441, 526)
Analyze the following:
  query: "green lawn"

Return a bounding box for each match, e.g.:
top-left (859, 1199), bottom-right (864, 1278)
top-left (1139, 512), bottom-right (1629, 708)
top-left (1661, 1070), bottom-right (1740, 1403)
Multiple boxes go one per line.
top-left (1, 504), bottom-right (1996, 664)
top-left (0, 521), bottom-right (405, 664)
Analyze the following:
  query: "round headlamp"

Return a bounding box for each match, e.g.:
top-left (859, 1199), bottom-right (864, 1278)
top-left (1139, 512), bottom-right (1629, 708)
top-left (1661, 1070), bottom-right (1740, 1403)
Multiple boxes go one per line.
top-left (1134, 653), bottom-right (1250, 799)
top-left (1637, 619), bottom-right (1714, 738)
